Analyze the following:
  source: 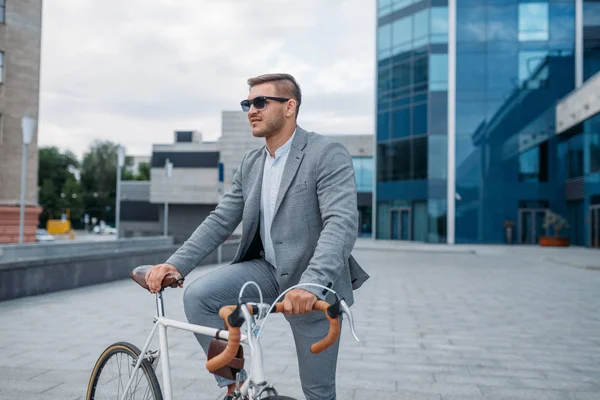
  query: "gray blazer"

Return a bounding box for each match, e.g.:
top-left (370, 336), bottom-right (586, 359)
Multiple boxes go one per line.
top-left (166, 126), bottom-right (370, 306)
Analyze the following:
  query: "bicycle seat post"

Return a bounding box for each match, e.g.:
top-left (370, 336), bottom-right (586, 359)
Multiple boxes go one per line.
top-left (156, 291), bottom-right (166, 318)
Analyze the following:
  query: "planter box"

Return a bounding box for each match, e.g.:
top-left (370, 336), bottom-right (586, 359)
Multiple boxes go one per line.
top-left (539, 236), bottom-right (569, 247)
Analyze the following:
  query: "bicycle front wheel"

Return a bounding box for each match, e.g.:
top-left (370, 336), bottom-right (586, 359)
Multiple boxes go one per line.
top-left (86, 341), bottom-right (162, 400)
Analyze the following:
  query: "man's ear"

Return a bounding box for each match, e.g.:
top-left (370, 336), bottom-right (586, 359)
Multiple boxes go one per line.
top-left (286, 100), bottom-right (297, 117)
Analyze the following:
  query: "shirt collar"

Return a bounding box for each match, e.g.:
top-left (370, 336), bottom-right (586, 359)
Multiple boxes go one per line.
top-left (265, 128), bottom-right (296, 159)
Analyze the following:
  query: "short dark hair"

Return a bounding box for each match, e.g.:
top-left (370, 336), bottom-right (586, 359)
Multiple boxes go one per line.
top-left (247, 73), bottom-right (302, 117)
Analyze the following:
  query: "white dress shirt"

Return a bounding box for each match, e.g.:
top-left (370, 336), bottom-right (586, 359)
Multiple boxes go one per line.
top-left (260, 129), bottom-right (296, 268)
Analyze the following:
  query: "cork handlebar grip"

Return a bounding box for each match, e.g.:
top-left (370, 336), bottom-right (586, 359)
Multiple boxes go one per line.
top-left (275, 300), bottom-right (341, 354)
top-left (205, 306), bottom-right (240, 373)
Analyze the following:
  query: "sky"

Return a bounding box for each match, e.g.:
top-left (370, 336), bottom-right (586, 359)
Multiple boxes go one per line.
top-left (38, 0), bottom-right (376, 160)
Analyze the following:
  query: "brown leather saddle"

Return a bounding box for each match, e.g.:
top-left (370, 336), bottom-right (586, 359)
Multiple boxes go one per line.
top-left (129, 265), bottom-right (184, 291)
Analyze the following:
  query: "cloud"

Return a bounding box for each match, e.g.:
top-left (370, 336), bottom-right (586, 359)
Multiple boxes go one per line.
top-left (38, 0), bottom-right (376, 159)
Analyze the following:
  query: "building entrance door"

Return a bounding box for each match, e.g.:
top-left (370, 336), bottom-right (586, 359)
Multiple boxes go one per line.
top-left (518, 208), bottom-right (548, 244)
top-left (589, 206), bottom-right (600, 248)
top-left (390, 207), bottom-right (411, 240)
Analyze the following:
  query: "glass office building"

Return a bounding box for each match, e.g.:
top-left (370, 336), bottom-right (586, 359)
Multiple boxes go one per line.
top-left (376, 0), bottom-right (600, 244)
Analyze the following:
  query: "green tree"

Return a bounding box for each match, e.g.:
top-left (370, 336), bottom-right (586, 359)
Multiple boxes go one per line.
top-left (80, 140), bottom-right (133, 224)
top-left (37, 147), bottom-right (80, 228)
top-left (134, 161), bottom-right (150, 181)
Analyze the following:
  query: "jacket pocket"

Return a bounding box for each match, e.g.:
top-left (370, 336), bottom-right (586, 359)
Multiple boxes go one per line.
top-left (286, 181), bottom-right (308, 196)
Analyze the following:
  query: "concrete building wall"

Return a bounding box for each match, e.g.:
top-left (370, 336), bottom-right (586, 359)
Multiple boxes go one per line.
top-left (0, 0), bottom-right (43, 243)
top-left (220, 111), bottom-right (262, 192)
top-left (556, 71), bottom-right (600, 134)
top-left (150, 168), bottom-right (220, 204)
top-left (159, 204), bottom-right (218, 244)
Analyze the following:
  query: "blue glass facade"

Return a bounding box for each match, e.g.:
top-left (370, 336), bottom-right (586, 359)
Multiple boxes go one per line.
top-left (376, 0), bottom-right (600, 244)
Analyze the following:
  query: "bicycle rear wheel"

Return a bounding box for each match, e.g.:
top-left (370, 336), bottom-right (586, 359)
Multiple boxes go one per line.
top-left (86, 341), bottom-right (162, 400)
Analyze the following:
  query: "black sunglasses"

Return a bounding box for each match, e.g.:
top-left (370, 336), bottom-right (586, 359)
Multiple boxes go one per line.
top-left (240, 96), bottom-right (289, 112)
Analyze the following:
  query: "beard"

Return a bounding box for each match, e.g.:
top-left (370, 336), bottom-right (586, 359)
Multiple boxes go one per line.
top-left (252, 110), bottom-right (285, 138)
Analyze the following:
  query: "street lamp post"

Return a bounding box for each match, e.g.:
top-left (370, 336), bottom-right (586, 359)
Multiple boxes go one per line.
top-left (19, 114), bottom-right (36, 244)
top-left (164, 159), bottom-right (173, 237)
top-left (115, 145), bottom-right (125, 239)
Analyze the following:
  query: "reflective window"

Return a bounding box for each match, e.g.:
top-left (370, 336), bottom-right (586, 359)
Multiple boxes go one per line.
top-left (378, 24), bottom-right (392, 60)
top-left (487, 52), bottom-right (518, 95)
top-left (429, 54), bottom-right (448, 91)
top-left (428, 135), bottom-right (447, 179)
top-left (487, 5), bottom-right (518, 42)
top-left (561, 134), bottom-right (584, 179)
top-left (586, 114), bottom-right (600, 173)
top-left (377, 112), bottom-right (390, 141)
top-left (392, 16), bottom-right (413, 56)
top-left (429, 98), bottom-right (448, 135)
top-left (378, 67), bottom-right (392, 94)
top-left (518, 3), bottom-right (549, 41)
top-left (518, 51), bottom-right (548, 86)
top-left (413, 8), bottom-right (430, 45)
top-left (353, 157), bottom-right (374, 193)
top-left (413, 56), bottom-right (428, 87)
top-left (518, 143), bottom-right (548, 182)
top-left (377, 137), bottom-right (427, 182)
top-left (392, 60), bottom-right (411, 90)
top-left (393, 0), bottom-right (414, 13)
top-left (413, 104), bottom-right (428, 136)
top-left (430, 7), bottom-right (448, 43)
top-left (549, 2), bottom-right (574, 41)
top-left (413, 136), bottom-right (428, 180)
top-left (457, 6), bottom-right (486, 42)
top-left (456, 52), bottom-right (486, 91)
top-left (378, 0), bottom-right (392, 16)
top-left (584, 48), bottom-right (600, 81)
top-left (391, 107), bottom-right (410, 139)
top-left (427, 199), bottom-right (447, 243)
top-left (583, 1), bottom-right (600, 27)
top-left (456, 101), bottom-right (486, 135)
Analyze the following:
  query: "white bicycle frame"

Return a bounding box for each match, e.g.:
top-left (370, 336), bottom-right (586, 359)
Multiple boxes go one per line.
top-left (119, 282), bottom-right (359, 400)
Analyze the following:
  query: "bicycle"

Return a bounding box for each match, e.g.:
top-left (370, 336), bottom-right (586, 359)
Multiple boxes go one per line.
top-left (85, 265), bottom-right (361, 400)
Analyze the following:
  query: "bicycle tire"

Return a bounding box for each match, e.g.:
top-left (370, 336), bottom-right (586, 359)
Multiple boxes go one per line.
top-left (261, 396), bottom-right (297, 399)
top-left (86, 341), bottom-right (163, 400)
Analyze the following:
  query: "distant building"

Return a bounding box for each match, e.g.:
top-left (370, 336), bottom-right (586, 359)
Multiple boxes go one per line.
top-left (120, 115), bottom-right (374, 241)
top-left (0, 1), bottom-right (43, 243)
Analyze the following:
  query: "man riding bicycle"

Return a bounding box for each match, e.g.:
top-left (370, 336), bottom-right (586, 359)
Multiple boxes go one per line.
top-left (145, 73), bottom-right (369, 400)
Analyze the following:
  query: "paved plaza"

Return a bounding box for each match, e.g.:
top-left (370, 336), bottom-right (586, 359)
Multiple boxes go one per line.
top-left (1, 240), bottom-right (600, 399)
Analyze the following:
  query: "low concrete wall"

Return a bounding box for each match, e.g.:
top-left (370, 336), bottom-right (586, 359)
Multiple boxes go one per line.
top-left (0, 240), bottom-right (240, 302)
top-left (0, 236), bottom-right (175, 262)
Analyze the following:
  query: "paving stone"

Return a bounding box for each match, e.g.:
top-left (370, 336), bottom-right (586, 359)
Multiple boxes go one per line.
top-left (1, 242), bottom-right (600, 399)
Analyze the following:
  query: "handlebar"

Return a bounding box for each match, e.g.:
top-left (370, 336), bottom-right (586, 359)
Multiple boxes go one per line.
top-left (205, 300), bottom-right (341, 374)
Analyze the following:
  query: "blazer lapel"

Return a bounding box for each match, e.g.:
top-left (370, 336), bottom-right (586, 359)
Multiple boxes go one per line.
top-left (243, 149), bottom-right (266, 242)
top-left (272, 127), bottom-right (308, 219)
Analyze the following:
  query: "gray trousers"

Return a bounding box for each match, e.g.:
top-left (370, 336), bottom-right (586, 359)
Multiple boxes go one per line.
top-left (183, 259), bottom-right (340, 400)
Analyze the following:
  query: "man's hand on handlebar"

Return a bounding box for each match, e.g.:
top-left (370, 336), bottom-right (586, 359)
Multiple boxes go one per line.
top-left (283, 288), bottom-right (317, 315)
top-left (145, 263), bottom-right (182, 293)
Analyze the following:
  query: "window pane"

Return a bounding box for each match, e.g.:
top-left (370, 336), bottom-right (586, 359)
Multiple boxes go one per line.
top-left (414, 9), bottom-right (430, 41)
top-left (549, 2), bottom-right (574, 41)
top-left (391, 107), bottom-right (410, 139)
top-left (428, 135), bottom-right (447, 179)
top-left (413, 136), bottom-right (428, 180)
top-left (378, 24), bottom-right (392, 60)
top-left (393, 0), bottom-right (414, 12)
top-left (457, 6), bottom-right (486, 42)
top-left (487, 5), bottom-right (518, 41)
top-left (431, 7), bottom-right (448, 43)
top-left (394, 139), bottom-right (412, 180)
top-left (456, 101), bottom-right (486, 135)
top-left (377, 112), bottom-right (390, 141)
top-left (392, 60), bottom-right (411, 90)
top-left (487, 52), bottom-right (517, 96)
top-left (518, 50), bottom-right (548, 85)
top-left (519, 146), bottom-right (540, 182)
top-left (456, 52), bottom-right (486, 90)
top-left (412, 103), bottom-right (428, 136)
top-left (567, 134), bottom-right (584, 179)
top-left (378, 66), bottom-right (392, 94)
top-left (392, 16), bottom-right (413, 55)
top-left (587, 114), bottom-right (600, 173)
top-left (429, 53), bottom-right (448, 91)
top-left (583, 1), bottom-right (600, 27)
top-left (518, 3), bottom-right (549, 41)
top-left (413, 56), bottom-right (428, 86)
